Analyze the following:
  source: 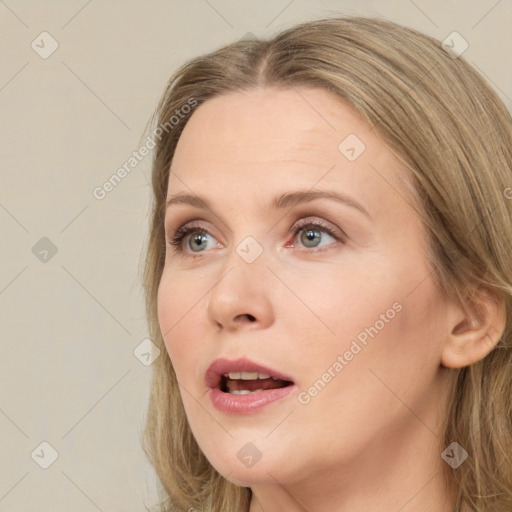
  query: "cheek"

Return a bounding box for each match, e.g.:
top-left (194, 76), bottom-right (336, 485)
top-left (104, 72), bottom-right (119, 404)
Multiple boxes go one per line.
top-left (298, 250), bottom-right (441, 388)
top-left (156, 273), bottom-right (204, 378)
top-left (305, 274), bottom-right (445, 420)
top-left (298, 259), bottom-right (400, 346)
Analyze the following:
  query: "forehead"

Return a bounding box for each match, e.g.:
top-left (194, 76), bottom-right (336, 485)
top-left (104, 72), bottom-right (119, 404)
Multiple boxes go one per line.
top-left (171, 87), bottom-right (369, 169)
top-left (167, 87), bottom-right (410, 220)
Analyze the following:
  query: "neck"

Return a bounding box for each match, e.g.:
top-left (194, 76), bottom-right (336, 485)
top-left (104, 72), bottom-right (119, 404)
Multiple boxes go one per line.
top-left (249, 434), bottom-right (458, 512)
top-left (248, 378), bottom-right (459, 512)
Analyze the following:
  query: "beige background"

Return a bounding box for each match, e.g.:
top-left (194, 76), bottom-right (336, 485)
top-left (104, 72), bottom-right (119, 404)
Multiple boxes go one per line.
top-left (0, 0), bottom-right (510, 510)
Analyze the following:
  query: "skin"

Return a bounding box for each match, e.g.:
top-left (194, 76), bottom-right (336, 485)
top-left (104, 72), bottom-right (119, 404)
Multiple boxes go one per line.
top-left (157, 86), bottom-right (503, 512)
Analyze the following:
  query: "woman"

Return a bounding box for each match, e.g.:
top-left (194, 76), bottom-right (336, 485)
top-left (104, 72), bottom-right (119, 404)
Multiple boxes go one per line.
top-left (141, 16), bottom-right (512, 512)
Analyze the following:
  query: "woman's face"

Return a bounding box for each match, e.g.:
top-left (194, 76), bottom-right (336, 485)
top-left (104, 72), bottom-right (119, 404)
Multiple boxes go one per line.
top-left (157, 87), bottom-right (455, 489)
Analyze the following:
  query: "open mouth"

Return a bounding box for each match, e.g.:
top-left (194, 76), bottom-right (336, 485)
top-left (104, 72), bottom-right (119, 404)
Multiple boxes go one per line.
top-left (205, 357), bottom-right (295, 394)
top-left (205, 358), bottom-right (296, 413)
top-left (220, 371), bottom-right (294, 395)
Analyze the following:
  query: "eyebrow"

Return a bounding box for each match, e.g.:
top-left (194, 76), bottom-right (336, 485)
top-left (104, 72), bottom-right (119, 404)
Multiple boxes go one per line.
top-left (165, 189), bottom-right (371, 219)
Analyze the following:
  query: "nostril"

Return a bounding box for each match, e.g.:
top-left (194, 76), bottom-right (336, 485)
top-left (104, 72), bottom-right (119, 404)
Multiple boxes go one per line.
top-left (234, 313), bottom-right (256, 323)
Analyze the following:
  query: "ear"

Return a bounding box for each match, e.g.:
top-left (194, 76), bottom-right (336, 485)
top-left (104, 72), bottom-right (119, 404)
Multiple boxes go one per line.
top-left (441, 285), bottom-right (507, 369)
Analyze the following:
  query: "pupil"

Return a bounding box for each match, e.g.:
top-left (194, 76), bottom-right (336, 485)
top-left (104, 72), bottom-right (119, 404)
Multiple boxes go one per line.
top-left (303, 228), bottom-right (320, 247)
top-left (191, 233), bottom-right (207, 250)
top-left (189, 228), bottom-right (322, 251)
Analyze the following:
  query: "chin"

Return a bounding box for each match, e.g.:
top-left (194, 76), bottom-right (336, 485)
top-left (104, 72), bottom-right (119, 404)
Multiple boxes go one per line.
top-left (218, 464), bottom-right (280, 487)
top-left (202, 445), bottom-right (293, 487)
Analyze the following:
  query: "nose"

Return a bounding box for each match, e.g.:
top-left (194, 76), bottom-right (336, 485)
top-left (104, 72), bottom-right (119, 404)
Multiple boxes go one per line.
top-left (206, 246), bottom-right (275, 332)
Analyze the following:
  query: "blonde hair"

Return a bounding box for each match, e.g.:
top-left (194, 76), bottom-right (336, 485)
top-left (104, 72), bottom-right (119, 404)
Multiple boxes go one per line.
top-left (141, 16), bottom-right (512, 512)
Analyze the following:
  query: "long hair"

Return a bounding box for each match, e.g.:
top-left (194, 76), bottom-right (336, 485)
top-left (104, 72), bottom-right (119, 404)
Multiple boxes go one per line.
top-left (141, 16), bottom-right (512, 512)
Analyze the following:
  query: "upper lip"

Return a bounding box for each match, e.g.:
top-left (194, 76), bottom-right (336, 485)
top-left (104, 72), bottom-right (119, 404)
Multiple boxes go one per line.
top-left (205, 357), bottom-right (295, 389)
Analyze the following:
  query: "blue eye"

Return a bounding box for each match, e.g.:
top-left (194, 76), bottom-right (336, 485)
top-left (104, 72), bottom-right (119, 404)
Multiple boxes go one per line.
top-left (166, 219), bottom-right (345, 259)
top-left (167, 225), bottom-right (217, 257)
top-left (294, 223), bottom-right (335, 249)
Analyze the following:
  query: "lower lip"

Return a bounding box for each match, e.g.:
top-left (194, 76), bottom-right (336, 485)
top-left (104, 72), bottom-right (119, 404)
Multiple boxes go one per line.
top-left (208, 385), bottom-right (296, 414)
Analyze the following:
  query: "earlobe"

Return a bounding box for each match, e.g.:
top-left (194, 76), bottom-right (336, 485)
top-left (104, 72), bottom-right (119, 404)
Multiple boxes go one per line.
top-left (441, 286), bottom-right (506, 369)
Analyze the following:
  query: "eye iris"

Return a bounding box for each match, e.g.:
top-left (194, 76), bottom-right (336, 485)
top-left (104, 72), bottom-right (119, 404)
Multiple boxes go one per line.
top-left (301, 228), bottom-right (321, 247)
top-left (189, 233), bottom-right (208, 251)
top-left (178, 224), bottom-right (331, 254)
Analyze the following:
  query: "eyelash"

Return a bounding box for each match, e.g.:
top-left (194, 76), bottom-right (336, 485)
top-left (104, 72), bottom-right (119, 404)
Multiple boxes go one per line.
top-left (166, 218), bottom-right (345, 259)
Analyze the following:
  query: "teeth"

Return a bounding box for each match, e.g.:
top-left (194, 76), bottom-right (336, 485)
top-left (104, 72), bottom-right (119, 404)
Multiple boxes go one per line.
top-left (225, 371), bottom-right (272, 380)
top-left (229, 389), bottom-right (264, 394)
